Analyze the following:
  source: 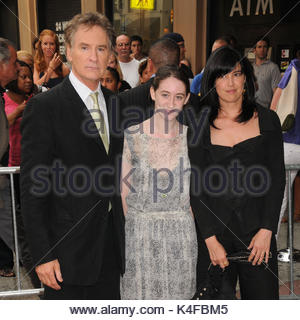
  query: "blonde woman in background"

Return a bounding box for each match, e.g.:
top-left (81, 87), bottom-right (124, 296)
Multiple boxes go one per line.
top-left (17, 50), bottom-right (34, 71)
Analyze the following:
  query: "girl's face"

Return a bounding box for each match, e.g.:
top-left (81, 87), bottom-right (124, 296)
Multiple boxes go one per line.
top-left (100, 70), bottom-right (118, 92)
top-left (41, 35), bottom-right (56, 58)
top-left (150, 76), bottom-right (190, 122)
top-left (17, 66), bottom-right (33, 94)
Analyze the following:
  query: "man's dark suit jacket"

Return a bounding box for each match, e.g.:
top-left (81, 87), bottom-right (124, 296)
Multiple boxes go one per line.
top-left (20, 77), bottom-right (125, 286)
top-left (117, 78), bottom-right (201, 128)
top-left (0, 88), bottom-right (9, 161)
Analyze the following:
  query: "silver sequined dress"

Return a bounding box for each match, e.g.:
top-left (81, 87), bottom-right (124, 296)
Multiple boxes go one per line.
top-left (121, 124), bottom-right (197, 300)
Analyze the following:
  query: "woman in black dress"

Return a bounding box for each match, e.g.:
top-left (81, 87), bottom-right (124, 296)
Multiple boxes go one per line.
top-left (189, 46), bottom-right (285, 299)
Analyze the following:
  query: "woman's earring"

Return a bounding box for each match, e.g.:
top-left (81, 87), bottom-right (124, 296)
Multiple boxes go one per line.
top-left (243, 80), bottom-right (246, 95)
top-left (242, 86), bottom-right (246, 100)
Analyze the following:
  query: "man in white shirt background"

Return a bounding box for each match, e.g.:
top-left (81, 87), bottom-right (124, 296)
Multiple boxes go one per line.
top-left (116, 33), bottom-right (140, 88)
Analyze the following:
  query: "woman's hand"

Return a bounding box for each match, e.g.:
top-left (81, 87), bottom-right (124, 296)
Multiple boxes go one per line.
top-left (205, 235), bottom-right (229, 268)
top-left (17, 101), bottom-right (26, 114)
top-left (7, 101), bottom-right (27, 126)
top-left (248, 228), bottom-right (272, 265)
top-left (49, 53), bottom-right (61, 71)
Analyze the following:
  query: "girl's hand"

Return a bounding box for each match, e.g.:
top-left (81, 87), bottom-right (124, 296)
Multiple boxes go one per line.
top-left (205, 235), bottom-right (229, 269)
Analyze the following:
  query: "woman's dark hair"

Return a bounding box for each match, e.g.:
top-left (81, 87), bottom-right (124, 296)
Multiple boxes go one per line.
top-left (106, 66), bottom-right (120, 84)
top-left (138, 59), bottom-right (148, 77)
top-left (152, 64), bottom-right (190, 94)
top-left (200, 46), bottom-right (256, 126)
top-left (5, 60), bottom-right (34, 94)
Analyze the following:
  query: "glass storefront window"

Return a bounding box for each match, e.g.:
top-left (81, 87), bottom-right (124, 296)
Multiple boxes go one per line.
top-left (113, 0), bottom-right (173, 53)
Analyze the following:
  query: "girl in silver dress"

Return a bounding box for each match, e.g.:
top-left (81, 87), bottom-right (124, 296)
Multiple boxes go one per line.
top-left (121, 65), bottom-right (197, 299)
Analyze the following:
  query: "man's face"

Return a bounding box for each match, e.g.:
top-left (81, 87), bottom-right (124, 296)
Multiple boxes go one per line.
top-left (0, 46), bottom-right (18, 87)
top-left (177, 41), bottom-right (186, 60)
top-left (131, 40), bottom-right (142, 56)
top-left (116, 35), bottom-right (131, 60)
top-left (254, 40), bottom-right (268, 60)
top-left (66, 25), bottom-right (110, 91)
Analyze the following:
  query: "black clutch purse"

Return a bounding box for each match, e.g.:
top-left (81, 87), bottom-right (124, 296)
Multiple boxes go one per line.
top-left (192, 251), bottom-right (272, 300)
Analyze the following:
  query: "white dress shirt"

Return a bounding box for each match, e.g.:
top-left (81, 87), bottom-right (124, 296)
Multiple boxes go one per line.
top-left (69, 71), bottom-right (110, 140)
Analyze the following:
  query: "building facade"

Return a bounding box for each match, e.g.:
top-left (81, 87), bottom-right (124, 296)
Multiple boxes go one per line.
top-left (0, 0), bottom-right (299, 74)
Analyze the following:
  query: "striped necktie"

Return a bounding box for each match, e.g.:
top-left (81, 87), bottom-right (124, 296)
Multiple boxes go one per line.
top-left (89, 92), bottom-right (109, 153)
top-left (90, 92), bottom-right (111, 212)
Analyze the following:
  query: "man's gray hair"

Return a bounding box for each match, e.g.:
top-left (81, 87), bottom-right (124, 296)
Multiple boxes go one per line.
top-left (0, 38), bottom-right (14, 63)
top-left (64, 12), bottom-right (115, 52)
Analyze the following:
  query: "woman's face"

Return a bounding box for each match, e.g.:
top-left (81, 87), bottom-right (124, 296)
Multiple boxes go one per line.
top-left (17, 66), bottom-right (33, 94)
top-left (107, 54), bottom-right (117, 69)
top-left (100, 70), bottom-right (118, 92)
top-left (215, 64), bottom-right (245, 106)
top-left (41, 35), bottom-right (56, 58)
top-left (150, 76), bottom-right (190, 122)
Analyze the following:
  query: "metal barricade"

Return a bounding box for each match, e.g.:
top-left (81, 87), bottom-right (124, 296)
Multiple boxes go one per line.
top-left (279, 164), bottom-right (300, 299)
top-left (0, 166), bottom-right (43, 298)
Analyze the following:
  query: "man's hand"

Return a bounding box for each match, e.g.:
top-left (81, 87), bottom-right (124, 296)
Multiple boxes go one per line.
top-left (35, 259), bottom-right (63, 290)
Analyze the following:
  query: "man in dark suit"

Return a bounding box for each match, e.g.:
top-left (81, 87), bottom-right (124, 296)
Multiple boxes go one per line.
top-left (118, 38), bottom-right (200, 128)
top-left (0, 38), bottom-right (18, 160)
top-left (0, 38), bottom-right (18, 277)
top-left (20, 12), bottom-right (124, 300)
